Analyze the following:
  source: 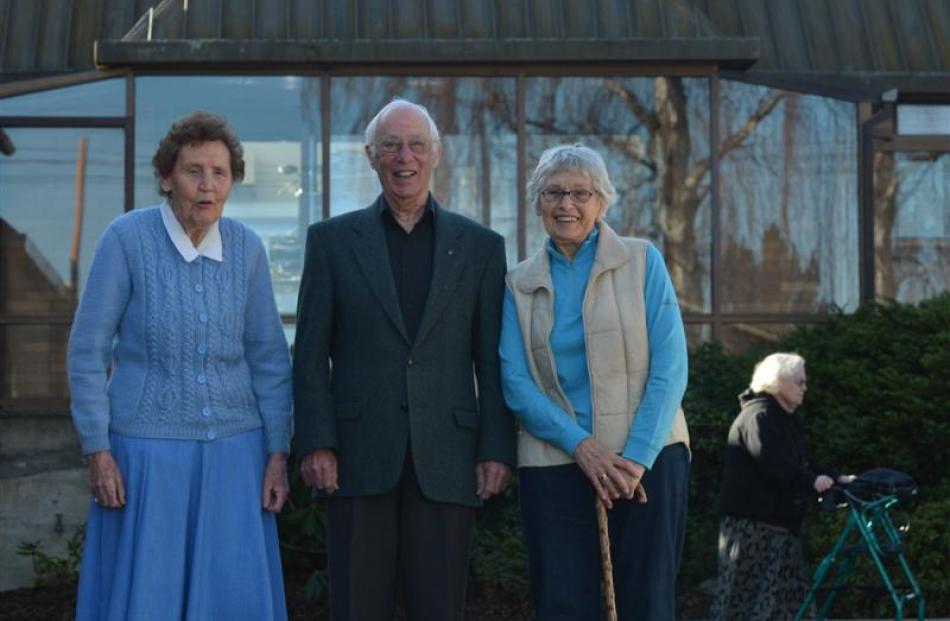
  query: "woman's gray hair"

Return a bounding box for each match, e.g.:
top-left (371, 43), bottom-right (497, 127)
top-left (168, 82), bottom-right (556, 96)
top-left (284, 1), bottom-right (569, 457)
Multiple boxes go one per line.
top-left (364, 98), bottom-right (441, 157)
top-left (526, 143), bottom-right (617, 212)
top-left (750, 352), bottom-right (805, 395)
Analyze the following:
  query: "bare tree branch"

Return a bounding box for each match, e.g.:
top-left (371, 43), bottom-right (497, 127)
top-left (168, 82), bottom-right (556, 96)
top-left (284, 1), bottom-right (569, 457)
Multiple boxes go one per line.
top-left (602, 80), bottom-right (660, 132)
top-left (685, 91), bottom-right (786, 191)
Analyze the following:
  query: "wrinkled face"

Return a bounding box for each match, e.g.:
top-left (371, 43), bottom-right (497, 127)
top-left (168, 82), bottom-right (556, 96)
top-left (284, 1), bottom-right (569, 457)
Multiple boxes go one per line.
top-left (160, 140), bottom-right (233, 241)
top-left (776, 369), bottom-right (807, 412)
top-left (537, 170), bottom-right (605, 258)
top-left (365, 106), bottom-right (441, 211)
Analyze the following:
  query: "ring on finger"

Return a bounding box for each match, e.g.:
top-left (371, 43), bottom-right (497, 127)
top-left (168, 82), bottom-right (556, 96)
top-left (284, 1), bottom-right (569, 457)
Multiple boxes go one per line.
top-left (598, 472), bottom-right (608, 483)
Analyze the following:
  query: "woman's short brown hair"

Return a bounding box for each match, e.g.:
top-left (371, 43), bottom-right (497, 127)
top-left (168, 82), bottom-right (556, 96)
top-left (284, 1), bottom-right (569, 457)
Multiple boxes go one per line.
top-left (152, 111), bottom-right (245, 197)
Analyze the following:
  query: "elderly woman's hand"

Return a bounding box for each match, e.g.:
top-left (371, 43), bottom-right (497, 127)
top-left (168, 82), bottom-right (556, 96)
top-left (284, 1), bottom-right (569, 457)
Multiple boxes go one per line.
top-left (574, 438), bottom-right (648, 509)
top-left (262, 453), bottom-right (290, 512)
top-left (813, 474), bottom-right (834, 493)
top-left (88, 451), bottom-right (126, 508)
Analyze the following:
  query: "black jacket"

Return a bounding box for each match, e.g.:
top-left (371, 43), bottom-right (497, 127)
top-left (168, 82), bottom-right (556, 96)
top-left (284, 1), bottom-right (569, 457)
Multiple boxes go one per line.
top-left (716, 390), bottom-right (835, 534)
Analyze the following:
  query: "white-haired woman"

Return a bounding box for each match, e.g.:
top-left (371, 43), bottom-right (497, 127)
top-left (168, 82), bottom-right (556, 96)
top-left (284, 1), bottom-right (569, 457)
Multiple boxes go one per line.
top-left (500, 144), bottom-right (690, 620)
top-left (711, 352), bottom-right (854, 620)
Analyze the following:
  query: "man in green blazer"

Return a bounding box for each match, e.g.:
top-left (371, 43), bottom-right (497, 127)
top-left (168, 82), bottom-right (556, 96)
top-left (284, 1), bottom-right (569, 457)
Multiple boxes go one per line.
top-left (293, 99), bottom-right (515, 621)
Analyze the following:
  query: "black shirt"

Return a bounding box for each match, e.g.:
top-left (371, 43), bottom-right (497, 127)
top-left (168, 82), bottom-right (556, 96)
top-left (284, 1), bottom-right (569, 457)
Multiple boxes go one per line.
top-left (381, 198), bottom-right (435, 343)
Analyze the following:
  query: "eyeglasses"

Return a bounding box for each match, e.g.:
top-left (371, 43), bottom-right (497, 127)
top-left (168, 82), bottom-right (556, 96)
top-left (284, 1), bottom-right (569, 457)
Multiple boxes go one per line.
top-left (539, 188), bottom-right (596, 205)
top-left (376, 138), bottom-right (431, 156)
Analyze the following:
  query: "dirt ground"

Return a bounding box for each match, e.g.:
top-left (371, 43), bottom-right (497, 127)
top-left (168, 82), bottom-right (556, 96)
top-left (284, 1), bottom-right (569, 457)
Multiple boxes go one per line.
top-left (0, 570), bottom-right (714, 620)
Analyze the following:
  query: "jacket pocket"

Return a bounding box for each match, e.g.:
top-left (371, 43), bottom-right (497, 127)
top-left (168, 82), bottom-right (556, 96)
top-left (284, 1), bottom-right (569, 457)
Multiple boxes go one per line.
top-left (453, 408), bottom-right (479, 430)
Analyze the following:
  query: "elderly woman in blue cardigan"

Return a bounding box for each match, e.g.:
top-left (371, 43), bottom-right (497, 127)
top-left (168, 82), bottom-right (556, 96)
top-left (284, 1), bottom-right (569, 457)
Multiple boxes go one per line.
top-left (68, 111), bottom-right (292, 620)
top-left (500, 144), bottom-right (690, 621)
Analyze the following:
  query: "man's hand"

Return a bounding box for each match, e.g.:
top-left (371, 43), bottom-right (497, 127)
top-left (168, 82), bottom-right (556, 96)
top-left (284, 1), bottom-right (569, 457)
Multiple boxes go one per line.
top-left (475, 460), bottom-right (511, 500)
top-left (262, 453), bottom-right (290, 512)
top-left (300, 449), bottom-right (339, 493)
top-left (88, 451), bottom-right (126, 508)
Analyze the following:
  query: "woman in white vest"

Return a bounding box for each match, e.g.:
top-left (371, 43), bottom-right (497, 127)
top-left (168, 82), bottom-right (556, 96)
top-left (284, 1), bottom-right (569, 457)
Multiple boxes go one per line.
top-left (499, 143), bottom-right (690, 620)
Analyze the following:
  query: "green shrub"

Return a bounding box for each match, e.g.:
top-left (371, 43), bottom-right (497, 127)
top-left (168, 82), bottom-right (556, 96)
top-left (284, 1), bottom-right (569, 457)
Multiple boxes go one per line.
top-left (279, 295), bottom-right (950, 616)
top-left (682, 294), bottom-right (950, 616)
top-left (17, 524), bottom-right (85, 587)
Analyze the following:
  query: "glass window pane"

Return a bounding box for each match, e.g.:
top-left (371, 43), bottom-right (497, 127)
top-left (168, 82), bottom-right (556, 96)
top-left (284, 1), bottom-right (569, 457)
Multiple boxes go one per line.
top-left (718, 81), bottom-right (859, 313)
top-left (718, 323), bottom-right (798, 354)
top-left (135, 76), bottom-right (322, 315)
top-left (525, 77), bottom-right (712, 312)
top-left (0, 79), bottom-right (125, 117)
top-left (685, 323), bottom-right (712, 350)
top-left (875, 150), bottom-right (949, 302)
top-left (1, 325), bottom-right (71, 400)
top-left (329, 77), bottom-right (519, 266)
top-left (1, 128), bottom-right (125, 314)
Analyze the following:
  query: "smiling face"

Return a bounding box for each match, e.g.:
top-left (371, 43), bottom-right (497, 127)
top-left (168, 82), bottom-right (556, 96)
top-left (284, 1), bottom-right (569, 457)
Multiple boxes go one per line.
top-left (537, 170), bottom-right (605, 259)
top-left (365, 105), bottom-right (441, 214)
top-left (776, 368), bottom-right (807, 413)
top-left (160, 140), bottom-right (233, 245)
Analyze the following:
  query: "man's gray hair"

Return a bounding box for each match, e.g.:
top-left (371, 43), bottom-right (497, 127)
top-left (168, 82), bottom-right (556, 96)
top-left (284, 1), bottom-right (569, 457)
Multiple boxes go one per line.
top-left (364, 98), bottom-right (441, 157)
top-left (526, 143), bottom-right (617, 212)
top-left (750, 352), bottom-right (805, 395)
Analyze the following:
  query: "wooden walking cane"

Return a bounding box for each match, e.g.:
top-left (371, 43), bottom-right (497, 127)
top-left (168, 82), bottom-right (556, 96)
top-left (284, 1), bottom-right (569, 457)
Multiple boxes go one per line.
top-left (596, 498), bottom-right (619, 621)
top-left (597, 481), bottom-right (647, 621)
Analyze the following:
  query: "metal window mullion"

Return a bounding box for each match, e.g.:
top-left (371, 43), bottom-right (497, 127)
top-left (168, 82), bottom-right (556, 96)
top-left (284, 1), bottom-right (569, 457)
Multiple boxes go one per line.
top-left (125, 72), bottom-right (135, 212)
top-left (516, 71), bottom-right (526, 261)
top-left (321, 71), bottom-right (330, 221)
top-left (710, 74), bottom-right (721, 341)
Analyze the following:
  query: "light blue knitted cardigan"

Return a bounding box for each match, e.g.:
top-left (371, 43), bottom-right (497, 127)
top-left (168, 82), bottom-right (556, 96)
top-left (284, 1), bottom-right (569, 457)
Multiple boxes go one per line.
top-left (68, 206), bottom-right (292, 455)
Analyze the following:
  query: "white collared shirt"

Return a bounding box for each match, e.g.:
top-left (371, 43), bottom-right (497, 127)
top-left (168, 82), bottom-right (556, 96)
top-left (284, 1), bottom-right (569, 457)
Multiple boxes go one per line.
top-left (159, 201), bottom-right (223, 262)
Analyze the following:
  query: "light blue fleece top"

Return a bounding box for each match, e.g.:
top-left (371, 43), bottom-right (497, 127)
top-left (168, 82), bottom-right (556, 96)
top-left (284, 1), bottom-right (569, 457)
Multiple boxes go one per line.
top-left (67, 205), bottom-right (292, 456)
top-left (499, 228), bottom-right (688, 469)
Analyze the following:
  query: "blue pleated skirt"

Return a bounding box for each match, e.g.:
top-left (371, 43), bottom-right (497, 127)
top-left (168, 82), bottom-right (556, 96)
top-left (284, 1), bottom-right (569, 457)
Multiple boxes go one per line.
top-left (75, 430), bottom-right (288, 621)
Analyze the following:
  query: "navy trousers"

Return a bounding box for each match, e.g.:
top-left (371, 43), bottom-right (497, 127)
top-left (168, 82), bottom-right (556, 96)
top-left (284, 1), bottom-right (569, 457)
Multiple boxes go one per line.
top-left (519, 443), bottom-right (690, 621)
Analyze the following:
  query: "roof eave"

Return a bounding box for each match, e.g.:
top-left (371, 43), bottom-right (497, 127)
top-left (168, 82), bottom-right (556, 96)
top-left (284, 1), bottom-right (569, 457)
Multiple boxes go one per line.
top-left (95, 38), bottom-right (760, 70)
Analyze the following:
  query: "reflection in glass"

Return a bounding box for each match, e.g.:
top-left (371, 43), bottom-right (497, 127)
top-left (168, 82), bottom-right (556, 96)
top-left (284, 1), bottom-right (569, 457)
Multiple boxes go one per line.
top-left (1, 325), bottom-right (71, 400)
top-left (525, 77), bottom-right (712, 312)
top-left (718, 81), bottom-right (858, 313)
top-left (0, 128), bottom-right (125, 312)
top-left (684, 323), bottom-right (712, 350)
top-left (329, 77), bottom-right (518, 266)
top-left (718, 323), bottom-right (797, 354)
top-left (0, 79), bottom-right (125, 117)
top-left (136, 76), bottom-right (322, 315)
top-left (875, 150), bottom-right (949, 302)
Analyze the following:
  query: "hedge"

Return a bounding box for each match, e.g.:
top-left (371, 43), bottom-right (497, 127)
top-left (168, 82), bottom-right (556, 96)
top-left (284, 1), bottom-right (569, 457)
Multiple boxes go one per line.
top-left (279, 293), bottom-right (950, 617)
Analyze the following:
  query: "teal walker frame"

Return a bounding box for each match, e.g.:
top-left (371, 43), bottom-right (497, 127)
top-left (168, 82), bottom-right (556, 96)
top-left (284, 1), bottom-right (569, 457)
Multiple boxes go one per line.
top-left (794, 486), bottom-right (925, 621)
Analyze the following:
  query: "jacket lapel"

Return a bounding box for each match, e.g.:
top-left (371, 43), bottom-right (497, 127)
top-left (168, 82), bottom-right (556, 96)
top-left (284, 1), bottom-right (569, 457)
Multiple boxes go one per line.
top-left (413, 200), bottom-right (466, 347)
top-left (350, 197), bottom-right (411, 344)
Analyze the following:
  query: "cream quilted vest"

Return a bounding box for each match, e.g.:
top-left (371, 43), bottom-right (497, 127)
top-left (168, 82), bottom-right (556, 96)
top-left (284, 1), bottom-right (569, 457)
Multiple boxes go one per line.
top-left (506, 222), bottom-right (690, 468)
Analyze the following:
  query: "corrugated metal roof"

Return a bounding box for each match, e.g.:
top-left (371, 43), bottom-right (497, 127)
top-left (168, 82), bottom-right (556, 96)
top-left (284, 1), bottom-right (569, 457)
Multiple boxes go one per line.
top-left (690, 0), bottom-right (949, 81)
top-left (1, 0), bottom-right (948, 95)
top-left (0, 0), bottom-right (147, 81)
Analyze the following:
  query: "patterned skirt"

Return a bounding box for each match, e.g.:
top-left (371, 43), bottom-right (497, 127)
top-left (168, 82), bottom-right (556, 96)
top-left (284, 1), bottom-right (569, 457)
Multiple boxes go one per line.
top-left (709, 516), bottom-right (811, 621)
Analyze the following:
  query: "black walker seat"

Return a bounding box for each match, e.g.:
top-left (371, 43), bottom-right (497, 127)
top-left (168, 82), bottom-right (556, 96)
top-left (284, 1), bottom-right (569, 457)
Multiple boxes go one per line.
top-left (794, 469), bottom-right (925, 621)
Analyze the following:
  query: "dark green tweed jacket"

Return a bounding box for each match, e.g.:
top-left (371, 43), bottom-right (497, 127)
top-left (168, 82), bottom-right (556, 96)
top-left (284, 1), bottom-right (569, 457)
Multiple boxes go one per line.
top-left (292, 194), bottom-right (515, 507)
